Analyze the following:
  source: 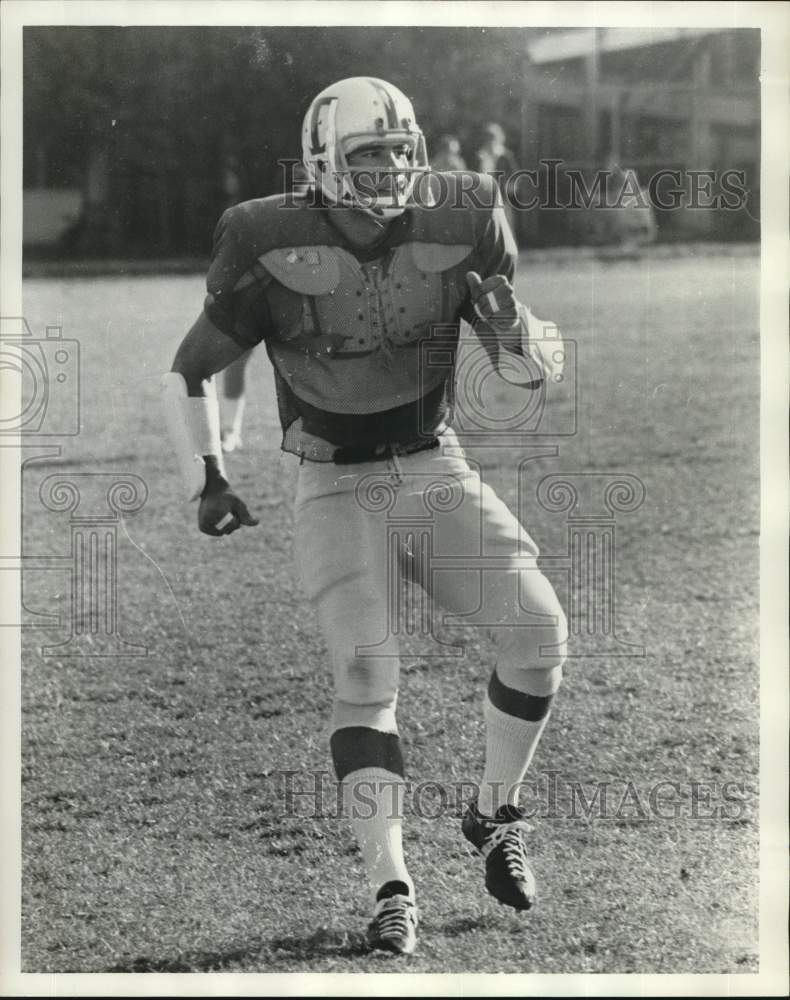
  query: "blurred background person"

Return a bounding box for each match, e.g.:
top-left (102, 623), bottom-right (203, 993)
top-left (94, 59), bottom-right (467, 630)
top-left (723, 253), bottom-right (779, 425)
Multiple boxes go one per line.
top-left (591, 158), bottom-right (658, 260)
top-left (474, 122), bottom-right (519, 243)
top-left (474, 122), bottom-right (517, 179)
top-left (218, 353), bottom-right (249, 452)
top-left (431, 134), bottom-right (466, 172)
top-left (217, 146), bottom-right (247, 451)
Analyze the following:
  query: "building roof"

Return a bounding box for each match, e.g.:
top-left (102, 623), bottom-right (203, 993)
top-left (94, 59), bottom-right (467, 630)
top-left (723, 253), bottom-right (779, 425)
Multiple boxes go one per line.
top-left (528, 27), bottom-right (714, 64)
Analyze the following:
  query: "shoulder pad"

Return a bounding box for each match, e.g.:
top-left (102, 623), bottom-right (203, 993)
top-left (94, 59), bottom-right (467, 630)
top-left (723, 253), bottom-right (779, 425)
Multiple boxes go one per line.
top-left (427, 170), bottom-right (499, 210)
top-left (257, 246), bottom-right (342, 295)
top-left (410, 242), bottom-right (473, 273)
top-left (220, 196), bottom-right (344, 294)
top-left (222, 195), bottom-right (334, 257)
top-left (406, 171), bottom-right (499, 247)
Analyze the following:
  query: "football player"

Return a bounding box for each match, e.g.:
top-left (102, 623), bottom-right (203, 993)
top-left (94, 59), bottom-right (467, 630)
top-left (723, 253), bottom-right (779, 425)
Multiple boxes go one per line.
top-left (215, 164), bottom-right (314, 452)
top-left (162, 77), bottom-right (567, 956)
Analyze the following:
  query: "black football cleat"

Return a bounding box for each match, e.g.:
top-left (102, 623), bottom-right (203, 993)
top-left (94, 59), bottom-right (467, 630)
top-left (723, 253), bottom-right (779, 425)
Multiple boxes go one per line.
top-left (366, 880), bottom-right (418, 955)
top-left (462, 800), bottom-right (537, 910)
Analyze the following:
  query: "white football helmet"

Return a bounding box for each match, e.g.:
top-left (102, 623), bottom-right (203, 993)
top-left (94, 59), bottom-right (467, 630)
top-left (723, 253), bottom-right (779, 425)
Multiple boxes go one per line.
top-left (302, 77), bottom-right (430, 218)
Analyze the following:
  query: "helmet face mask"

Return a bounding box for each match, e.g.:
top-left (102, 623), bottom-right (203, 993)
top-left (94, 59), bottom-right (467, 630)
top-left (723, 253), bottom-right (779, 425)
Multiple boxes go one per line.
top-left (302, 78), bottom-right (431, 219)
top-left (338, 133), bottom-right (429, 216)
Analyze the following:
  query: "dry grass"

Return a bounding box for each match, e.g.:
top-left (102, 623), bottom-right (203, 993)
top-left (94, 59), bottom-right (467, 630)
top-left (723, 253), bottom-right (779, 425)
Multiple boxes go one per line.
top-left (20, 250), bottom-right (759, 972)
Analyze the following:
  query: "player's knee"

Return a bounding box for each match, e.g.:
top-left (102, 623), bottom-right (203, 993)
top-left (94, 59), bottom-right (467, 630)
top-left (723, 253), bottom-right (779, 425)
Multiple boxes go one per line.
top-left (497, 587), bottom-right (568, 674)
top-left (331, 658), bottom-right (400, 737)
top-left (535, 601), bottom-right (568, 671)
top-left (496, 609), bottom-right (566, 698)
top-left (333, 656), bottom-right (399, 713)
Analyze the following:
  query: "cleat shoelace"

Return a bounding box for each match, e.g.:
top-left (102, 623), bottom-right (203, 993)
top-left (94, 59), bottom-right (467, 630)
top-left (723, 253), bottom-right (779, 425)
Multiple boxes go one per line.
top-left (373, 897), bottom-right (416, 942)
top-left (480, 819), bottom-right (534, 881)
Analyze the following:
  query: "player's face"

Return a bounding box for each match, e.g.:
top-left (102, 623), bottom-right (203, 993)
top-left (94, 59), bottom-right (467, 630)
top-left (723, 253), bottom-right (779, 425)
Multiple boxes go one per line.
top-left (345, 141), bottom-right (413, 201)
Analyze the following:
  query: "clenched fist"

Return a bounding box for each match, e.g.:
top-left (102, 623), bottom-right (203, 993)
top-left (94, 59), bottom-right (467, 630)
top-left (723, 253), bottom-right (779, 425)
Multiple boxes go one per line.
top-left (198, 484), bottom-right (259, 537)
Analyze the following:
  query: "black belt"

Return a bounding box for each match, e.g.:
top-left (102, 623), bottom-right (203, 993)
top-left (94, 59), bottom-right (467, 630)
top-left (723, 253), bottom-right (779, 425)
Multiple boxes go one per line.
top-left (332, 437), bottom-right (441, 465)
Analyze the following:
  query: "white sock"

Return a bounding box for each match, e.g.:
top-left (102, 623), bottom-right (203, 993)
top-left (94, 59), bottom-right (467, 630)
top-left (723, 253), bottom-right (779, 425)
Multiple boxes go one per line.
top-left (342, 767), bottom-right (414, 901)
top-left (218, 393), bottom-right (245, 438)
top-left (478, 695), bottom-right (551, 817)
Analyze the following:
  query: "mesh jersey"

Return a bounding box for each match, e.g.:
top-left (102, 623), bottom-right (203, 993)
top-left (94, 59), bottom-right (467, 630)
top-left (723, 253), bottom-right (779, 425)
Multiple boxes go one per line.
top-left (203, 171), bottom-right (517, 460)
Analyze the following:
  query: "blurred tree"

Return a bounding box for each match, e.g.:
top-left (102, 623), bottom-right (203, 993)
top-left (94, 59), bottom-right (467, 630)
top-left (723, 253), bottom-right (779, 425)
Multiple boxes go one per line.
top-left (24, 25), bottom-right (533, 257)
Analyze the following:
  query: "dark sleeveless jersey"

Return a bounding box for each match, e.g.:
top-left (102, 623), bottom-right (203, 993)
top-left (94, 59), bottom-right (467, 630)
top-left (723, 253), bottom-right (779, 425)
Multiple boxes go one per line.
top-left (203, 171), bottom-right (517, 459)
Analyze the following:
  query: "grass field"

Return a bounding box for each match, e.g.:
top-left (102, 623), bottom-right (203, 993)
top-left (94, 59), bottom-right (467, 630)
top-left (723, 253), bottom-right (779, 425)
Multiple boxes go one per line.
top-left (19, 247), bottom-right (760, 973)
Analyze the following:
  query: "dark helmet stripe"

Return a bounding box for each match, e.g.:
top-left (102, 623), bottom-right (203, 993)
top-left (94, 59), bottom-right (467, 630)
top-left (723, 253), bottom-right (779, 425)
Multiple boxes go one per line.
top-left (366, 78), bottom-right (399, 129)
top-left (309, 96), bottom-right (336, 155)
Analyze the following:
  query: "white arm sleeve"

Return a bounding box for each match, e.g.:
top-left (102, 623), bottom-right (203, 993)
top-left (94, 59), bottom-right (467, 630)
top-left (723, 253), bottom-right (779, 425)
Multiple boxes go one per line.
top-left (161, 371), bottom-right (226, 501)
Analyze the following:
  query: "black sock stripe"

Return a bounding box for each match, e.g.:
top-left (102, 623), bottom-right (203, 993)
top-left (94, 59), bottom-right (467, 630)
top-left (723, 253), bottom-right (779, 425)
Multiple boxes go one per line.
top-left (330, 727), bottom-right (405, 782)
top-left (487, 669), bottom-right (554, 722)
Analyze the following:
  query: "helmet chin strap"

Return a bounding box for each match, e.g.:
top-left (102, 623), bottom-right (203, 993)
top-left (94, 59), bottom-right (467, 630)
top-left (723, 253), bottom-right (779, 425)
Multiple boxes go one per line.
top-left (360, 213), bottom-right (390, 232)
top-left (360, 203), bottom-right (405, 223)
top-left (316, 168), bottom-right (407, 224)
top-left (341, 203), bottom-right (399, 233)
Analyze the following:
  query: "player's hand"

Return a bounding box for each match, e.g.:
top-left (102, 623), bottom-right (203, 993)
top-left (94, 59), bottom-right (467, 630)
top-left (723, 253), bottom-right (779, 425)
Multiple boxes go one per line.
top-left (495, 306), bottom-right (565, 389)
top-left (198, 485), bottom-right (259, 537)
top-left (521, 307), bottom-right (565, 383)
top-left (466, 271), bottom-right (519, 330)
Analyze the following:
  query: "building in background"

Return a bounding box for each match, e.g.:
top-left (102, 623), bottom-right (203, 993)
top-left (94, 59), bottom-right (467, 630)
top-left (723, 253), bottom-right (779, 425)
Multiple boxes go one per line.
top-left (517, 27), bottom-right (760, 245)
top-left (22, 26), bottom-right (760, 260)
